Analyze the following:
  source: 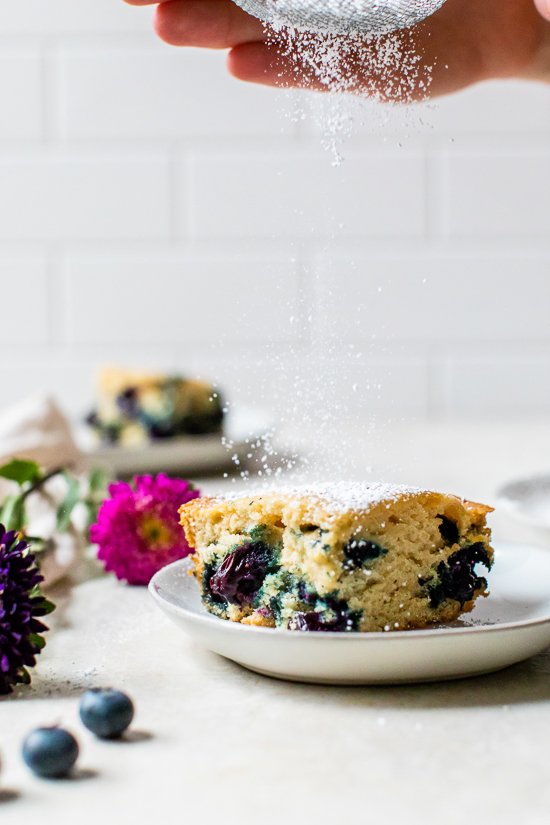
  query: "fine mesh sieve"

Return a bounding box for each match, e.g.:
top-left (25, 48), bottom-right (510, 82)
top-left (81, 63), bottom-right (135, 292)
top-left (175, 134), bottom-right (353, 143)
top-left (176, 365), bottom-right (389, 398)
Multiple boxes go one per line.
top-left (232, 0), bottom-right (447, 34)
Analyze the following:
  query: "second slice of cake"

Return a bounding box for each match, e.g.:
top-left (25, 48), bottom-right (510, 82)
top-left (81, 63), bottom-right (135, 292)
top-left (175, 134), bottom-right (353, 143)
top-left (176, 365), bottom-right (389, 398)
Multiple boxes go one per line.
top-left (179, 482), bottom-right (493, 632)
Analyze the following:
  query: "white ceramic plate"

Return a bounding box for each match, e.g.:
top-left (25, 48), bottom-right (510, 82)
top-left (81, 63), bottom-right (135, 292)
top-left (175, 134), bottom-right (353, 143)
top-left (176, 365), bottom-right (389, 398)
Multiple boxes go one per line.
top-left (149, 541), bottom-right (550, 685)
top-left (497, 475), bottom-right (550, 533)
top-left (74, 407), bottom-right (271, 476)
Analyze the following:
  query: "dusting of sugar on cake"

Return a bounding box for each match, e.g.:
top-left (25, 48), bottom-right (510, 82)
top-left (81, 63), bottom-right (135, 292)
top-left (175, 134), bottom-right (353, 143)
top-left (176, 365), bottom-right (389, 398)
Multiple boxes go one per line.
top-left (216, 481), bottom-right (428, 513)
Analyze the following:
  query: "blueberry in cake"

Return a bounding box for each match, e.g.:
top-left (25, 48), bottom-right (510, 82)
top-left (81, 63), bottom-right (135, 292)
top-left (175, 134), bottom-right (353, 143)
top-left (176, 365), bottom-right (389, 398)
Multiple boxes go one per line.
top-left (179, 483), bottom-right (494, 632)
top-left (87, 367), bottom-right (224, 446)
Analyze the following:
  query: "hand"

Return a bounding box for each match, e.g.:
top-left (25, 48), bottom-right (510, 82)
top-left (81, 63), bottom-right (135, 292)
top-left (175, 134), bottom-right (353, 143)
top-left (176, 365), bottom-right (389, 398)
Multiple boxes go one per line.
top-left (125, 0), bottom-right (550, 98)
top-left (535, 0), bottom-right (550, 20)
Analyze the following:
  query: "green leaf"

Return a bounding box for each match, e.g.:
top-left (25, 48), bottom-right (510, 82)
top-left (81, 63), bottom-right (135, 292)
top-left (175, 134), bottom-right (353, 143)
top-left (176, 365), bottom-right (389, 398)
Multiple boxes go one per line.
top-left (85, 501), bottom-right (96, 532)
top-left (56, 472), bottom-right (80, 532)
top-left (29, 632), bottom-right (46, 650)
top-left (0, 494), bottom-right (26, 532)
top-left (88, 466), bottom-right (109, 496)
top-left (40, 598), bottom-right (56, 616)
top-left (0, 459), bottom-right (42, 486)
top-left (24, 536), bottom-right (49, 554)
top-left (18, 667), bottom-right (31, 686)
top-left (84, 467), bottom-right (110, 529)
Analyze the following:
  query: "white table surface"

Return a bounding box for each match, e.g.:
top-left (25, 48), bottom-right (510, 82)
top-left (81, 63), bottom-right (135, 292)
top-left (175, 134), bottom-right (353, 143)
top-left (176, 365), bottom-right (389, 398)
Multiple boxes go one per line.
top-left (3, 418), bottom-right (550, 824)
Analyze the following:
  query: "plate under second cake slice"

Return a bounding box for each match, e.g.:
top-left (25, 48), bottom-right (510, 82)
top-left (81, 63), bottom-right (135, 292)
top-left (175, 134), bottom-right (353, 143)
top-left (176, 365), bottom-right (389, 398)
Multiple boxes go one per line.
top-left (179, 482), bottom-right (494, 633)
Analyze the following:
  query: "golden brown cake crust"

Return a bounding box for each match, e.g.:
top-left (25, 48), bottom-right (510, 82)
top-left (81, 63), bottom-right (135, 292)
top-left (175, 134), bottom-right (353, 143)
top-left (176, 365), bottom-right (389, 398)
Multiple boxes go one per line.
top-left (179, 484), bottom-right (493, 549)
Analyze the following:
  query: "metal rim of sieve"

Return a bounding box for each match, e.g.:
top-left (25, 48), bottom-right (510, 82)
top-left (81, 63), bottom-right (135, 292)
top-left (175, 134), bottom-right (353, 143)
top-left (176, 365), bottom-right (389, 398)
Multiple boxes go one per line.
top-left (231, 0), bottom-right (447, 35)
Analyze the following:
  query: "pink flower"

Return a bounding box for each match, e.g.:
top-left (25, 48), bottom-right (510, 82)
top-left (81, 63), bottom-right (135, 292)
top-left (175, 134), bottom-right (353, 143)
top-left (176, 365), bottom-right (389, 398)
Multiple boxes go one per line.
top-left (90, 474), bottom-right (199, 585)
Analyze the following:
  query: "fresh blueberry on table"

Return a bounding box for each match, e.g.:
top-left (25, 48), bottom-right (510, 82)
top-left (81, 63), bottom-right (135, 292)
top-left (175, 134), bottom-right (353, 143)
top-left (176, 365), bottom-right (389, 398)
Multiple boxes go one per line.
top-left (79, 688), bottom-right (134, 739)
top-left (22, 727), bottom-right (79, 778)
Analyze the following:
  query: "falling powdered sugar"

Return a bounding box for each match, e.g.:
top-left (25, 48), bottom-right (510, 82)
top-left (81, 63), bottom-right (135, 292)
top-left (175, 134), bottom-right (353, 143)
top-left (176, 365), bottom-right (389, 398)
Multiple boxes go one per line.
top-left (265, 22), bottom-right (433, 163)
top-left (216, 10), bottom-right (437, 485)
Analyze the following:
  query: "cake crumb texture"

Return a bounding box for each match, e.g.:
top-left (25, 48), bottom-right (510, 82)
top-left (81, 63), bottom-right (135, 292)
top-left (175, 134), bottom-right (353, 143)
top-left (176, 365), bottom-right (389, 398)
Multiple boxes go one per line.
top-left (180, 483), bottom-right (494, 633)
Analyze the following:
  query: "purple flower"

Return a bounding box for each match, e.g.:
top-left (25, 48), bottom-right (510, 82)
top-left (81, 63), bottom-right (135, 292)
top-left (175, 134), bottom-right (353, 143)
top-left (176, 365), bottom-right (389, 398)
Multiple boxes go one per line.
top-left (90, 474), bottom-right (199, 586)
top-left (0, 526), bottom-right (54, 694)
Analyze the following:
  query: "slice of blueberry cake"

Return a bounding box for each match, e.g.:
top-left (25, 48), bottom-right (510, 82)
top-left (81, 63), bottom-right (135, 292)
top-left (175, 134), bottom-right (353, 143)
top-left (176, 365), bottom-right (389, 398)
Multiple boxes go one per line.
top-left (87, 367), bottom-right (224, 446)
top-left (179, 482), bottom-right (494, 632)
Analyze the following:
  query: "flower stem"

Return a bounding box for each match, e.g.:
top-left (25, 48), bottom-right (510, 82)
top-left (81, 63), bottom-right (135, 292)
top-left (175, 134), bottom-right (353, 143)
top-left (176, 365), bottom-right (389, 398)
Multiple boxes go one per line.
top-left (20, 467), bottom-right (65, 501)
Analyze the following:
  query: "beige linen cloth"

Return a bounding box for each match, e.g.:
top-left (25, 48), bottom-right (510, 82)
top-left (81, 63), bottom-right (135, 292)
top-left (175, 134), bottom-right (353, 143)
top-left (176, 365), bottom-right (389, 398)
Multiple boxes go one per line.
top-left (0, 394), bottom-right (92, 587)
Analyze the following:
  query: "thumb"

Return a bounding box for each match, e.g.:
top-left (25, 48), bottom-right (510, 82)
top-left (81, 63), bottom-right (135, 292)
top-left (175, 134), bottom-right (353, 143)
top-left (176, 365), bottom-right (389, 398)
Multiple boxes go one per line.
top-left (534, 0), bottom-right (550, 20)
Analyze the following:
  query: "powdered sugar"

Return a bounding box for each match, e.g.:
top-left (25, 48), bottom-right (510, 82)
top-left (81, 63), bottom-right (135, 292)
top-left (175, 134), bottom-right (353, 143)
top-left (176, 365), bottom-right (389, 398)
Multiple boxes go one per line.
top-left (216, 481), bottom-right (428, 513)
top-left (217, 14), bottom-right (436, 479)
top-left (265, 24), bottom-right (433, 163)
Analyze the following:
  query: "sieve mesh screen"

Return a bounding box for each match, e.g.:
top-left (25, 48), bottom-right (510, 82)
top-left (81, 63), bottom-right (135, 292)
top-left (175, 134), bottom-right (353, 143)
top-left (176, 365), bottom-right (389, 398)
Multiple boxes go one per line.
top-left (232, 0), bottom-right (446, 34)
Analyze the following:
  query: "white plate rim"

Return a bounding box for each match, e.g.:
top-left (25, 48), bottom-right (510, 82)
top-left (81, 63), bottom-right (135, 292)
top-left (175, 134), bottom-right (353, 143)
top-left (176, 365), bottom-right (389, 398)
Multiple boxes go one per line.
top-left (497, 474), bottom-right (550, 529)
top-left (149, 543), bottom-right (550, 641)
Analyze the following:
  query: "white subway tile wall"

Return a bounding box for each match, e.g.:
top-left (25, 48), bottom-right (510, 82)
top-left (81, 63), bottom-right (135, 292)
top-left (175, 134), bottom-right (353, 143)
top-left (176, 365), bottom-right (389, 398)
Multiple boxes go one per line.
top-left (186, 150), bottom-right (426, 239)
top-left (0, 152), bottom-right (171, 240)
top-left (64, 253), bottom-right (301, 345)
top-left (0, 54), bottom-right (43, 139)
top-left (0, 0), bottom-right (549, 420)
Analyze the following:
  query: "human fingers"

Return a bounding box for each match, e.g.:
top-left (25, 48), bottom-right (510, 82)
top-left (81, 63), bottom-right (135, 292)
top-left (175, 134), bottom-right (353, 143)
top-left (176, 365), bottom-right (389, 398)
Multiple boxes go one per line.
top-left (534, 0), bottom-right (550, 21)
top-left (154, 0), bottom-right (265, 48)
top-left (227, 26), bottom-right (460, 99)
top-left (228, 41), bottom-right (329, 90)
